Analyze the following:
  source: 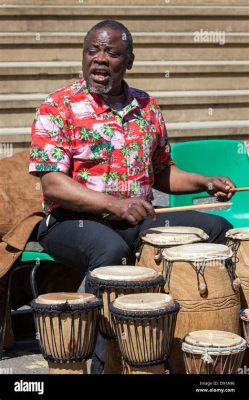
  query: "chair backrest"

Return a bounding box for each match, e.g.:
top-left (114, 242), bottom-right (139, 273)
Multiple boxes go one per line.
top-left (169, 139), bottom-right (249, 227)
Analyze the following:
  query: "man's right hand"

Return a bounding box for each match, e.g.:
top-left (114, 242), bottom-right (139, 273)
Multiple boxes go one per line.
top-left (110, 198), bottom-right (156, 225)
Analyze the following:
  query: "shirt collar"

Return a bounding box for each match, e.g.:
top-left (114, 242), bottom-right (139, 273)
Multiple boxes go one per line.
top-left (78, 79), bottom-right (140, 117)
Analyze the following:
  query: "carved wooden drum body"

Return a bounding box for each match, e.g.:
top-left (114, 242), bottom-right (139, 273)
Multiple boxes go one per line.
top-left (226, 228), bottom-right (249, 309)
top-left (162, 243), bottom-right (241, 373)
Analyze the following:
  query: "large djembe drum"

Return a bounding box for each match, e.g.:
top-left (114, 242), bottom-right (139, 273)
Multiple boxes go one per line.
top-left (31, 292), bottom-right (102, 374)
top-left (136, 226), bottom-right (208, 279)
top-left (226, 228), bottom-right (249, 308)
top-left (182, 330), bottom-right (246, 374)
top-left (87, 265), bottom-right (164, 374)
top-left (110, 292), bottom-right (180, 374)
top-left (162, 243), bottom-right (241, 373)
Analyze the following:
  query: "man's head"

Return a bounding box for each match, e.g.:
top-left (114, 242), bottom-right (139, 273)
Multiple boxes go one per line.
top-left (83, 20), bottom-right (134, 96)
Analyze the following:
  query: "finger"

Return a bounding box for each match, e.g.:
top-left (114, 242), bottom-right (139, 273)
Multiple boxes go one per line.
top-left (220, 177), bottom-right (236, 190)
top-left (141, 200), bottom-right (156, 219)
top-left (131, 203), bottom-right (148, 219)
top-left (211, 180), bottom-right (230, 194)
top-left (124, 206), bottom-right (144, 224)
top-left (124, 214), bottom-right (137, 225)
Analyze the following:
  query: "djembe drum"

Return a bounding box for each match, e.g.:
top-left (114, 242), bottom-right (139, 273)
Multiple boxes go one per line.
top-left (162, 243), bottom-right (241, 373)
top-left (136, 226), bottom-right (208, 279)
top-left (226, 228), bottom-right (249, 308)
top-left (87, 265), bottom-right (164, 374)
top-left (31, 292), bottom-right (102, 374)
top-left (182, 330), bottom-right (246, 374)
top-left (110, 292), bottom-right (180, 374)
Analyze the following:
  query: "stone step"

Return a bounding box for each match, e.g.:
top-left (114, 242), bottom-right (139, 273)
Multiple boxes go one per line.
top-left (1, 32), bottom-right (248, 62)
top-left (0, 5), bottom-right (248, 32)
top-left (2, 0), bottom-right (249, 4)
top-left (1, 90), bottom-right (248, 128)
top-left (0, 61), bottom-right (248, 93)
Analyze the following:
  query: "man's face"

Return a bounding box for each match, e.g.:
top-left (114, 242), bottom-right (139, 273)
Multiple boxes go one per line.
top-left (83, 28), bottom-right (134, 96)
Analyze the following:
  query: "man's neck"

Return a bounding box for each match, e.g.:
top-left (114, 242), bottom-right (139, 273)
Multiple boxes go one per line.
top-left (102, 91), bottom-right (126, 111)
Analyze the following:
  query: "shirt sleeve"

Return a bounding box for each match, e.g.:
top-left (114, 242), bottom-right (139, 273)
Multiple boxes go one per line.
top-left (152, 100), bottom-right (175, 174)
top-left (29, 100), bottom-right (72, 176)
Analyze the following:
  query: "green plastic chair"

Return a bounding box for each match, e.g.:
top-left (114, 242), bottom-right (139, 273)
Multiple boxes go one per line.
top-left (0, 242), bottom-right (60, 357)
top-left (169, 139), bottom-right (249, 228)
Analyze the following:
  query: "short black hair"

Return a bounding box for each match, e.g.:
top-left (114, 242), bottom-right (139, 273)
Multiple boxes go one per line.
top-left (84, 19), bottom-right (133, 55)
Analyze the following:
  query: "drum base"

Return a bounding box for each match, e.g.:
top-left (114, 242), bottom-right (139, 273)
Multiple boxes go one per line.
top-left (104, 339), bottom-right (123, 374)
top-left (124, 362), bottom-right (166, 374)
top-left (48, 361), bottom-right (88, 374)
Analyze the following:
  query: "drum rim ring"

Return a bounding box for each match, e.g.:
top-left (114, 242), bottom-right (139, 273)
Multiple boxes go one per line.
top-left (109, 301), bottom-right (180, 319)
top-left (86, 274), bottom-right (165, 290)
top-left (30, 298), bottom-right (103, 313)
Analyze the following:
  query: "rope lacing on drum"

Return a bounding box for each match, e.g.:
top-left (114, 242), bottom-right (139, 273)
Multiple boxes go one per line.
top-left (190, 260), bottom-right (208, 297)
top-left (225, 258), bottom-right (237, 290)
top-left (134, 238), bottom-right (144, 262)
top-left (226, 238), bottom-right (240, 266)
top-left (163, 260), bottom-right (173, 293)
top-left (201, 349), bottom-right (214, 364)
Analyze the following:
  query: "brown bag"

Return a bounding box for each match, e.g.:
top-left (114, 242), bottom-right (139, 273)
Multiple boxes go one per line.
top-left (0, 150), bottom-right (43, 239)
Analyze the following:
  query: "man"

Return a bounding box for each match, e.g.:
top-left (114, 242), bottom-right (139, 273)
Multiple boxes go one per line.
top-left (29, 19), bottom-right (234, 372)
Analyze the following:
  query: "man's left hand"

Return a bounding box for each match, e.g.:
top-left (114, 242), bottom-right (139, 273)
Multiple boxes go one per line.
top-left (204, 176), bottom-right (236, 201)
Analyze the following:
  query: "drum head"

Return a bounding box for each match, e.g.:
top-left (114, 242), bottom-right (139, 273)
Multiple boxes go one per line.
top-left (112, 292), bottom-right (175, 311)
top-left (226, 228), bottom-right (249, 240)
top-left (35, 292), bottom-right (97, 305)
top-left (162, 243), bottom-right (232, 261)
top-left (184, 330), bottom-right (244, 348)
top-left (140, 226), bottom-right (208, 246)
top-left (90, 265), bottom-right (159, 281)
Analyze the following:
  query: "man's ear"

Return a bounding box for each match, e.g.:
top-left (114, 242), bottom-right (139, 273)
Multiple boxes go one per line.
top-left (127, 53), bottom-right (135, 70)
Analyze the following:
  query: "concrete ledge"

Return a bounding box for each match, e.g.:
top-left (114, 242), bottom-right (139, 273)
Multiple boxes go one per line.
top-left (0, 5), bottom-right (249, 17)
top-left (0, 32), bottom-right (248, 44)
top-left (1, 0), bottom-right (249, 4)
top-left (0, 60), bottom-right (248, 75)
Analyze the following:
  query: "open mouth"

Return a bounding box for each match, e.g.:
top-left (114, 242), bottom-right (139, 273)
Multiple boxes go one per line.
top-left (91, 68), bottom-right (110, 83)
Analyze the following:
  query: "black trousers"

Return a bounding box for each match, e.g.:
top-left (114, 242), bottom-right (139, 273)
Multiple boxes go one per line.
top-left (38, 207), bottom-right (232, 276)
top-left (37, 208), bottom-right (232, 372)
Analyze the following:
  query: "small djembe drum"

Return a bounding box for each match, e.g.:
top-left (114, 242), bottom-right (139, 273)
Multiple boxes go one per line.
top-left (182, 330), bottom-right (246, 374)
top-left (110, 292), bottom-right (180, 374)
top-left (87, 265), bottom-right (164, 374)
top-left (162, 243), bottom-right (241, 373)
top-left (226, 228), bottom-right (249, 308)
top-left (136, 226), bottom-right (208, 279)
top-left (31, 292), bottom-right (102, 374)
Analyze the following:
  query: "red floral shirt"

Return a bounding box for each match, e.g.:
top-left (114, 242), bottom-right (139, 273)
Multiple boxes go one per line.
top-left (29, 80), bottom-right (173, 213)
